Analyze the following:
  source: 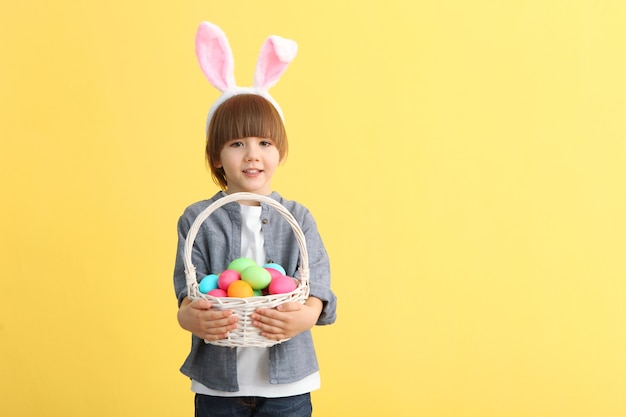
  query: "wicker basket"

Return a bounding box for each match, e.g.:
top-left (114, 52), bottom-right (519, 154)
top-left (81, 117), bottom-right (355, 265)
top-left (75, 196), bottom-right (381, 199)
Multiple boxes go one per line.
top-left (183, 192), bottom-right (310, 348)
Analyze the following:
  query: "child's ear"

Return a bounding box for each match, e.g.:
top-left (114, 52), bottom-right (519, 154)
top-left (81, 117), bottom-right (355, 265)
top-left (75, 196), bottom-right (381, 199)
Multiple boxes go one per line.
top-left (214, 159), bottom-right (223, 169)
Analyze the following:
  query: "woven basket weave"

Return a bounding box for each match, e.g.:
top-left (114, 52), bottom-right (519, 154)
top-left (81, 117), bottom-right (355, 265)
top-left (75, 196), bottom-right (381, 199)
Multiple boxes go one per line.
top-left (183, 192), bottom-right (310, 347)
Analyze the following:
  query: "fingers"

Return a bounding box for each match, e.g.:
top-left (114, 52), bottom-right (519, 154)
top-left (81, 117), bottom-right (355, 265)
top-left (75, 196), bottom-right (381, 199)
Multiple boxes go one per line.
top-left (189, 300), bottom-right (239, 340)
top-left (251, 311), bottom-right (281, 329)
top-left (251, 301), bottom-right (321, 341)
top-left (275, 302), bottom-right (301, 312)
top-left (252, 318), bottom-right (288, 341)
top-left (257, 302), bottom-right (301, 317)
top-left (178, 297), bottom-right (242, 341)
top-left (189, 298), bottom-right (213, 310)
top-left (251, 304), bottom-right (301, 340)
top-left (199, 312), bottom-right (238, 341)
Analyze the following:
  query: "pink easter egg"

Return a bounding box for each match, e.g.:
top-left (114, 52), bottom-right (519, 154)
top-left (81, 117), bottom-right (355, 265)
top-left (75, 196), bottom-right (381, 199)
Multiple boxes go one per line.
top-left (268, 275), bottom-right (298, 295)
top-left (218, 269), bottom-right (240, 290)
top-left (207, 288), bottom-right (228, 297)
top-left (264, 267), bottom-right (284, 280)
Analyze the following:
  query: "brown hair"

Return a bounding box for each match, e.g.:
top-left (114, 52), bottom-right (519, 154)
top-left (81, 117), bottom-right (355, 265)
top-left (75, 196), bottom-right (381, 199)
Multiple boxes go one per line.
top-left (206, 94), bottom-right (288, 190)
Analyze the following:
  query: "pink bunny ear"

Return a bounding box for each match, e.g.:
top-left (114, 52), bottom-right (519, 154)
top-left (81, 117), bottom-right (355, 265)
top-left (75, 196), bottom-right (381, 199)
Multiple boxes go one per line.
top-left (195, 22), bottom-right (236, 92)
top-left (254, 35), bottom-right (298, 91)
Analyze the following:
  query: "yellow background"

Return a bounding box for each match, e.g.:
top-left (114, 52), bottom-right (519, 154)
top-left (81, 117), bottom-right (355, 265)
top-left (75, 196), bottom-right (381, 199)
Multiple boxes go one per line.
top-left (2, 1), bottom-right (625, 416)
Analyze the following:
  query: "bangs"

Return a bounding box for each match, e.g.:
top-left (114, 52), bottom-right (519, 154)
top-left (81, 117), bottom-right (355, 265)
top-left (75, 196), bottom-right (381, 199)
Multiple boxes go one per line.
top-left (211, 94), bottom-right (285, 142)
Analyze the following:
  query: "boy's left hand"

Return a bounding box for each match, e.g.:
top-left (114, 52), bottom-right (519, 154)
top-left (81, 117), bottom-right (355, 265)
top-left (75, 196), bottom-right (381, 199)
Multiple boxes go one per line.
top-left (252, 297), bottom-right (323, 341)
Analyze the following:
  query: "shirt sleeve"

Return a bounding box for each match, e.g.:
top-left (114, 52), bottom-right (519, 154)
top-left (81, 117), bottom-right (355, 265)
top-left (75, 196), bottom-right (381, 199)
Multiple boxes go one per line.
top-left (298, 208), bottom-right (337, 326)
top-left (173, 207), bottom-right (212, 307)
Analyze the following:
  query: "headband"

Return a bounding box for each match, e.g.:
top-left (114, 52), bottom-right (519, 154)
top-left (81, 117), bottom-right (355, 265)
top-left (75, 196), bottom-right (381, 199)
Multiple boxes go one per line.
top-left (195, 21), bottom-right (298, 132)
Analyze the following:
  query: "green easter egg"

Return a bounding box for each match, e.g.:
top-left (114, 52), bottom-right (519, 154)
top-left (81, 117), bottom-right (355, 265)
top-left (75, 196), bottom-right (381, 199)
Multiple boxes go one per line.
top-left (227, 257), bottom-right (257, 272)
top-left (241, 265), bottom-right (272, 290)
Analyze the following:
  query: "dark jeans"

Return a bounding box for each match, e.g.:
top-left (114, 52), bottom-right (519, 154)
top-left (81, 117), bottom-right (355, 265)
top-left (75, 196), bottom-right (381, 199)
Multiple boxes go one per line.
top-left (195, 393), bottom-right (312, 417)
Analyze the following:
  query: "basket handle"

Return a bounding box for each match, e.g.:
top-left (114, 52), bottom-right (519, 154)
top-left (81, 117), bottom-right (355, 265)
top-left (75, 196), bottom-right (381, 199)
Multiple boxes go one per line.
top-left (183, 192), bottom-right (309, 293)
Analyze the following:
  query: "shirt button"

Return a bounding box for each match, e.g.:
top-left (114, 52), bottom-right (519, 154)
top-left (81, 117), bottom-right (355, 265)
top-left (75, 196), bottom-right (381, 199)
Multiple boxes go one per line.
top-left (262, 219), bottom-right (269, 224)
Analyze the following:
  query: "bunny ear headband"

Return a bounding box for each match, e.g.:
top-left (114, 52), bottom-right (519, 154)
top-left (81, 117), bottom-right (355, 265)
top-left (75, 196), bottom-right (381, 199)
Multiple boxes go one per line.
top-left (195, 21), bottom-right (298, 132)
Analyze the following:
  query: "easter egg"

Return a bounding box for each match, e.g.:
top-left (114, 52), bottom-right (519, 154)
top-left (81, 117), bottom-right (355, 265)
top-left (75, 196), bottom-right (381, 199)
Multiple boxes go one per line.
top-left (253, 289), bottom-right (264, 297)
top-left (269, 275), bottom-right (298, 295)
top-left (241, 265), bottom-right (272, 290)
top-left (265, 267), bottom-right (283, 280)
top-left (199, 274), bottom-right (219, 294)
top-left (228, 257), bottom-right (257, 272)
top-left (227, 280), bottom-right (254, 298)
top-left (218, 269), bottom-right (240, 291)
top-left (207, 288), bottom-right (228, 297)
top-left (263, 263), bottom-right (286, 276)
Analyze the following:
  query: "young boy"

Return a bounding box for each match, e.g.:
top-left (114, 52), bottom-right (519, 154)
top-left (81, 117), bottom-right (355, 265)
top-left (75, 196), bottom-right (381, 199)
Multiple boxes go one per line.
top-left (173, 22), bottom-right (336, 417)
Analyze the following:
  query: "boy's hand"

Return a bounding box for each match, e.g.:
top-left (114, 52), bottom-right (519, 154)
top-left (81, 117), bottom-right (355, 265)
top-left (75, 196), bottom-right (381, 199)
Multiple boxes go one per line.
top-left (177, 297), bottom-right (238, 342)
top-left (251, 297), bottom-right (323, 341)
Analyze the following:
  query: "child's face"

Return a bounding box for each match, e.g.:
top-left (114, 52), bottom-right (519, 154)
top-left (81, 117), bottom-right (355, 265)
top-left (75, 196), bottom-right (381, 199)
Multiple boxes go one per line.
top-left (215, 136), bottom-right (282, 195)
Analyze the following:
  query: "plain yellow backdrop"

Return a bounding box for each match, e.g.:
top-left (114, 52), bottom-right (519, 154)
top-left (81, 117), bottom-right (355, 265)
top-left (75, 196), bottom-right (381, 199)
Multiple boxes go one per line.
top-left (2, 1), bottom-right (625, 416)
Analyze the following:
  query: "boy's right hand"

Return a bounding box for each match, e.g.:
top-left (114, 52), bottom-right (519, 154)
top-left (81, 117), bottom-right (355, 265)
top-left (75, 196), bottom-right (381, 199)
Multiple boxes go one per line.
top-left (177, 297), bottom-right (238, 341)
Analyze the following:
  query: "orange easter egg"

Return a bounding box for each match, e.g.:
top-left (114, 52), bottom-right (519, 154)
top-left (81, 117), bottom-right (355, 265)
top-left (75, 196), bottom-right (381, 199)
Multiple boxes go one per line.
top-left (227, 280), bottom-right (254, 298)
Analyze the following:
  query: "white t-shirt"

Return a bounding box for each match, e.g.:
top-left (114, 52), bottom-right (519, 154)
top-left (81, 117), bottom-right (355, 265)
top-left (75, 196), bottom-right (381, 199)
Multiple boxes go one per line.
top-left (192, 204), bottom-right (320, 397)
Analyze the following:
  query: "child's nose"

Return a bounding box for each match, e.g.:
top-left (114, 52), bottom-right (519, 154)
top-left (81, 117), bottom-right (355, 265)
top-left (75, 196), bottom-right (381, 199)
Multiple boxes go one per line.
top-left (245, 145), bottom-right (260, 160)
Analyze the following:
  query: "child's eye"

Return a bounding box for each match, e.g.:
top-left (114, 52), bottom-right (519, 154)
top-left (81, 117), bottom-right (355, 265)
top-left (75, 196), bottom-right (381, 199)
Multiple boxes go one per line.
top-left (229, 141), bottom-right (244, 147)
top-left (259, 140), bottom-right (273, 147)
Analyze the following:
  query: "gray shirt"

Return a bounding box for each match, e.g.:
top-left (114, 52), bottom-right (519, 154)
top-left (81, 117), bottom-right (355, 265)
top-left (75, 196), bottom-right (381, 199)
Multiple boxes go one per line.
top-left (173, 191), bottom-right (337, 392)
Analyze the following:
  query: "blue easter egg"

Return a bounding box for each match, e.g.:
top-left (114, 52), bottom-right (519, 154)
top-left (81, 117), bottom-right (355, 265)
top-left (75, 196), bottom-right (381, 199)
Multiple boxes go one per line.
top-left (199, 274), bottom-right (220, 293)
